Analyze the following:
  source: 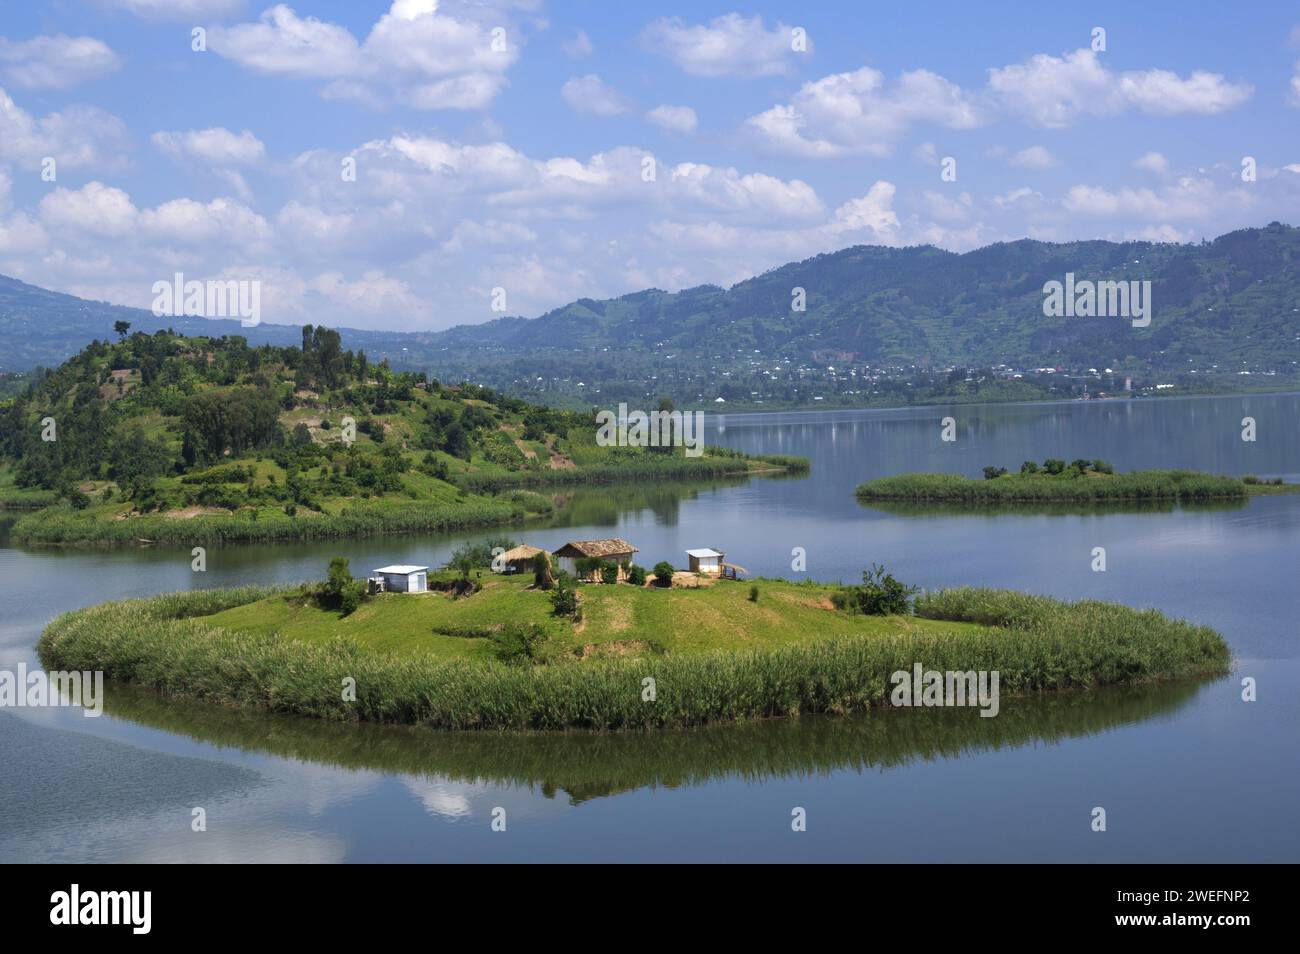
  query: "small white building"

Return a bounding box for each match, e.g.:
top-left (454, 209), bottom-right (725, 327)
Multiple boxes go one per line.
top-left (371, 565), bottom-right (428, 593)
top-left (686, 548), bottom-right (724, 574)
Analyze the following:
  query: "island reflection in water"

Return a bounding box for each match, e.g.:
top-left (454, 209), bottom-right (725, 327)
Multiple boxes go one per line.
top-left (102, 674), bottom-right (1218, 809)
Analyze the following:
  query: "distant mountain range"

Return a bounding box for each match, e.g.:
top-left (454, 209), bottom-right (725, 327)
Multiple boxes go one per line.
top-left (4, 223), bottom-right (1299, 406)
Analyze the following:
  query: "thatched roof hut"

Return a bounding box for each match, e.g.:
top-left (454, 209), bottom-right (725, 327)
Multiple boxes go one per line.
top-left (498, 544), bottom-right (544, 572)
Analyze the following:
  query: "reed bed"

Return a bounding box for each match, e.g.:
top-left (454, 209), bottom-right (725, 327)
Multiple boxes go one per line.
top-left (856, 470), bottom-right (1246, 503)
top-left (455, 451), bottom-right (805, 495)
top-left (12, 498), bottom-right (523, 547)
top-left (0, 489), bottom-right (60, 509)
top-left (39, 584), bottom-right (1230, 731)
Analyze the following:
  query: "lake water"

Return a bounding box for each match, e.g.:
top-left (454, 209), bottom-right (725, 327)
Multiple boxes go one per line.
top-left (2, 393), bottom-right (1297, 862)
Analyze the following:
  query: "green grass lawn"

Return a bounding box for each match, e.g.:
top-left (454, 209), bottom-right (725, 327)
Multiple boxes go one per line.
top-left (203, 574), bottom-right (983, 662)
top-left (574, 579), bottom-right (972, 653)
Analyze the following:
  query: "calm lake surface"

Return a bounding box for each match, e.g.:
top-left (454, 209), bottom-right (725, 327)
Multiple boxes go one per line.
top-left (2, 393), bottom-right (1297, 862)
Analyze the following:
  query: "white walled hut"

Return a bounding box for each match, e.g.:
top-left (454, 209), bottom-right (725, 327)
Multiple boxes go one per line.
top-left (371, 565), bottom-right (429, 593)
top-left (686, 548), bottom-right (724, 574)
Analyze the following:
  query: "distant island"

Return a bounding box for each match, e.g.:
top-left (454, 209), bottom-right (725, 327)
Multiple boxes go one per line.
top-left (39, 553), bottom-right (1229, 731)
top-left (0, 327), bottom-right (804, 546)
top-left (855, 460), bottom-right (1296, 504)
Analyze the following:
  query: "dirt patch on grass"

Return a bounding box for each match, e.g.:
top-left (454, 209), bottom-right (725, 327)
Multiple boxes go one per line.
top-left (164, 505), bottom-right (230, 520)
top-left (99, 370), bottom-right (138, 402)
top-left (544, 437), bottom-right (576, 470)
top-left (669, 571), bottom-right (715, 588)
top-left (594, 597), bottom-right (632, 633)
top-left (579, 640), bottom-right (651, 659)
top-left (776, 590), bottom-right (837, 611)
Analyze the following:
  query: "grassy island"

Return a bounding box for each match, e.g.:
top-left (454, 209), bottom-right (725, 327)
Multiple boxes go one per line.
top-left (0, 328), bottom-right (804, 546)
top-left (39, 562), bottom-right (1229, 731)
top-left (855, 459), bottom-right (1264, 504)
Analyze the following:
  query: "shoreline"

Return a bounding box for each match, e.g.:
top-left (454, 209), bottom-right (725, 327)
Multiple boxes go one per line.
top-left (8, 455), bottom-right (805, 549)
top-left (688, 387), bottom-right (1300, 419)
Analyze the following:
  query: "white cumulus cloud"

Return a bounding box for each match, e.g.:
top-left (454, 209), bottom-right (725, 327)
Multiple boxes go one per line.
top-left (641, 13), bottom-right (805, 78)
top-left (0, 34), bottom-right (121, 90)
top-left (1008, 145), bottom-right (1057, 169)
top-left (39, 181), bottom-right (138, 236)
top-left (747, 66), bottom-right (984, 157)
top-left (989, 49), bottom-right (1251, 127)
top-left (152, 127), bottom-right (266, 166)
top-left (750, 48), bottom-right (1252, 158)
top-left (0, 88), bottom-right (130, 169)
top-left (1134, 151), bottom-right (1169, 174)
top-left (646, 104), bottom-right (697, 134)
top-left (208, 2), bottom-right (519, 111)
top-left (561, 74), bottom-right (630, 116)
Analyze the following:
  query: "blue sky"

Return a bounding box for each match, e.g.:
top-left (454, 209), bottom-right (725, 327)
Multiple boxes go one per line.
top-left (2, 0), bottom-right (1299, 331)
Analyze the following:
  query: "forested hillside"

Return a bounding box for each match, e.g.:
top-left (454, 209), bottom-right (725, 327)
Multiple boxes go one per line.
top-left (0, 326), bottom-right (791, 544)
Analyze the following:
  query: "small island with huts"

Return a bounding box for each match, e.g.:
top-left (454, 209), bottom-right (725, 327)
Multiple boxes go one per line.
top-left (39, 532), bottom-right (1230, 731)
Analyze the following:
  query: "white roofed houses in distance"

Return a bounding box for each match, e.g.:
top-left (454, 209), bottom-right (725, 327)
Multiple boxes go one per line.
top-left (373, 565), bottom-right (428, 575)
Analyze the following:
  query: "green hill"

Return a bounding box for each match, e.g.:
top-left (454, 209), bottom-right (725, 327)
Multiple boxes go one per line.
top-left (0, 326), bottom-right (800, 545)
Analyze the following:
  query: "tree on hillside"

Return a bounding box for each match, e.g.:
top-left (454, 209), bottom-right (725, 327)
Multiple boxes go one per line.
top-left (322, 556), bottom-right (365, 616)
top-left (297, 324), bottom-right (317, 390)
top-left (182, 388), bottom-right (282, 463)
top-left (114, 320), bottom-right (131, 340)
top-left (109, 427), bottom-right (174, 482)
top-left (442, 421), bottom-right (471, 459)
